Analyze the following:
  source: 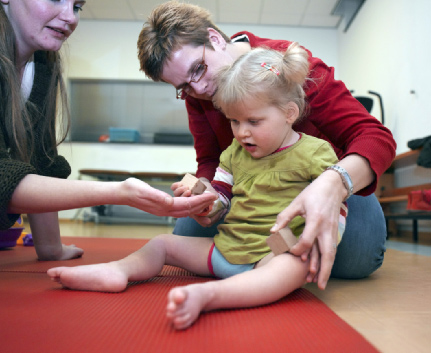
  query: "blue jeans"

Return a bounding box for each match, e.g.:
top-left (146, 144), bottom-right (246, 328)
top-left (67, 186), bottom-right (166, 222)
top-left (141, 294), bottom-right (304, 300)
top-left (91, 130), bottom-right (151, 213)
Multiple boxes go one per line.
top-left (173, 194), bottom-right (386, 279)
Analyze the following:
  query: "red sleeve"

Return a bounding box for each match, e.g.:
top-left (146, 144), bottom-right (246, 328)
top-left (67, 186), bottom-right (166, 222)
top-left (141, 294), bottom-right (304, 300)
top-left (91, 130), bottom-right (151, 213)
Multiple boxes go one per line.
top-left (211, 180), bottom-right (233, 201)
top-left (238, 31), bottom-right (397, 195)
top-left (299, 58), bottom-right (396, 195)
top-left (186, 97), bottom-right (234, 181)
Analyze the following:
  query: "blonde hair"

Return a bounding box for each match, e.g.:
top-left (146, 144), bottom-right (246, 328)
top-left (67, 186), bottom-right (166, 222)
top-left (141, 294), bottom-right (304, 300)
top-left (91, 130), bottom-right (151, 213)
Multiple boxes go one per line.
top-left (213, 43), bottom-right (310, 119)
top-left (137, 0), bottom-right (230, 81)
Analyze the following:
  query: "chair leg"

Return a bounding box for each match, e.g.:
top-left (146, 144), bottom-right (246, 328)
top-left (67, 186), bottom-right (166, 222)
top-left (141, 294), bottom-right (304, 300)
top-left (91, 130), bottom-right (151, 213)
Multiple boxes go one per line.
top-left (412, 219), bottom-right (418, 243)
top-left (385, 218), bottom-right (390, 239)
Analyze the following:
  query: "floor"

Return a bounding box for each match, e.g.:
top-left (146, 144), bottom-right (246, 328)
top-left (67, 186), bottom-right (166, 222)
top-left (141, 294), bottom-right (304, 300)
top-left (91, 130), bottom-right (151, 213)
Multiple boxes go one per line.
top-left (29, 220), bottom-right (431, 353)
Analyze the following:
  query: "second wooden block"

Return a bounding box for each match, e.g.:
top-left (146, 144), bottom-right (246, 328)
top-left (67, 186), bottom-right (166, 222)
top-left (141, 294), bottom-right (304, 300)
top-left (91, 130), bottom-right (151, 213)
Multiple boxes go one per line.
top-left (266, 227), bottom-right (298, 256)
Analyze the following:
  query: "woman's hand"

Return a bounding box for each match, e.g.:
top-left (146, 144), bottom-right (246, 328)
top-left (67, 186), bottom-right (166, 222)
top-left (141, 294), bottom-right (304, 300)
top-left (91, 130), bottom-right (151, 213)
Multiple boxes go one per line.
top-left (36, 243), bottom-right (84, 261)
top-left (271, 171), bottom-right (345, 290)
top-left (56, 244), bottom-right (84, 261)
top-left (306, 242), bottom-right (321, 283)
top-left (122, 178), bottom-right (216, 218)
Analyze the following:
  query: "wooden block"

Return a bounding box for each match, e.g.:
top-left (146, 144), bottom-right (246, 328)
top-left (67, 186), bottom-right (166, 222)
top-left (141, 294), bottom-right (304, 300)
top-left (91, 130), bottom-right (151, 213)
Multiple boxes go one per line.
top-left (266, 227), bottom-right (298, 256)
top-left (181, 173), bottom-right (207, 195)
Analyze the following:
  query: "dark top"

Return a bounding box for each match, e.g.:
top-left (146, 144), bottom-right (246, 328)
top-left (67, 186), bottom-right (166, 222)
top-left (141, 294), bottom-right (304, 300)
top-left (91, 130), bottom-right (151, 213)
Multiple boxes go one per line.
top-left (0, 51), bottom-right (71, 229)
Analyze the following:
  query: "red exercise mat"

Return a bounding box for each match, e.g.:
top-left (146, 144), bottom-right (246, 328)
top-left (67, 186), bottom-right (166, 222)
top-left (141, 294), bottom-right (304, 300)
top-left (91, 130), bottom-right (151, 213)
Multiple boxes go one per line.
top-left (0, 237), bottom-right (378, 352)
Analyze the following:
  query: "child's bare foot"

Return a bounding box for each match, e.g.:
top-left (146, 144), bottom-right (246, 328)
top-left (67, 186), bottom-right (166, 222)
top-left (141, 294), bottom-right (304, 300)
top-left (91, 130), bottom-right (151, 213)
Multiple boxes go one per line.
top-left (47, 262), bottom-right (128, 292)
top-left (166, 284), bottom-right (214, 330)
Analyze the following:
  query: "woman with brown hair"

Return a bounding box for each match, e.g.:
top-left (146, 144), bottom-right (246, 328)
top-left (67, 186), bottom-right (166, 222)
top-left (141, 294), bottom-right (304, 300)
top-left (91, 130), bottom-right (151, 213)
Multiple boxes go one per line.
top-left (0, 0), bottom-right (215, 261)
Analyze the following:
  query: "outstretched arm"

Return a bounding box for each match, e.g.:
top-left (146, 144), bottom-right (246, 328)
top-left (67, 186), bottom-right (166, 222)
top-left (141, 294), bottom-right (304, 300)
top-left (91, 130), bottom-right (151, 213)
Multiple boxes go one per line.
top-left (8, 175), bottom-right (216, 218)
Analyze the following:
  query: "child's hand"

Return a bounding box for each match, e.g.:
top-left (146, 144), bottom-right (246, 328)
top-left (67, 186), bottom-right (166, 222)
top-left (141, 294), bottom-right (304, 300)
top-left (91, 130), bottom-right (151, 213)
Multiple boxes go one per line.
top-left (192, 193), bottom-right (227, 227)
top-left (190, 211), bottom-right (222, 227)
top-left (196, 197), bottom-right (225, 217)
top-left (171, 177), bottom-right (223, 225)
top-left (171, 181), bottom-right (192, 197)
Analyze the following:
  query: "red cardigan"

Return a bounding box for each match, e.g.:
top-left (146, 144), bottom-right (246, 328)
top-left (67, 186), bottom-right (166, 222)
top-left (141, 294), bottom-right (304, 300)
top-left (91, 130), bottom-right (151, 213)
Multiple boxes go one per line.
top-left (185, 31), bottom-right (396, 196)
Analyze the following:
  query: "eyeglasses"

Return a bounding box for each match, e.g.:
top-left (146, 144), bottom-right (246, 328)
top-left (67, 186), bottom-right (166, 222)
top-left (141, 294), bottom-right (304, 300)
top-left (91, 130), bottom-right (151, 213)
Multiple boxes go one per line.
top-left (176, 45), bottom-right (208, 100)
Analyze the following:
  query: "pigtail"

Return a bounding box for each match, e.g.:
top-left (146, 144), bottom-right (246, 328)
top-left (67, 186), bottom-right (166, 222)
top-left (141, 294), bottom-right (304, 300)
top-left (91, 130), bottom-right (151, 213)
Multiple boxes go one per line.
top-left (275, 43), bottom-right (310, 117)
top-left (280, 42), bottom-right (309, 87)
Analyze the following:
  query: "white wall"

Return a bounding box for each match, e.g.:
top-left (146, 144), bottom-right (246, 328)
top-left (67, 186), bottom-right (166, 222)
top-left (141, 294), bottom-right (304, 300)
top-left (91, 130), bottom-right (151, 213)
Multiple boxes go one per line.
top-left (64, 20), bottom-right (338, 80)
top-left (221, 24), bottom-right (339, 72)
top-left (337, 0), bottom-right (431, 154)
top-left (336, 0), bottom-right (431, 232)
top-left (64, 21), bottom-right (144, 80)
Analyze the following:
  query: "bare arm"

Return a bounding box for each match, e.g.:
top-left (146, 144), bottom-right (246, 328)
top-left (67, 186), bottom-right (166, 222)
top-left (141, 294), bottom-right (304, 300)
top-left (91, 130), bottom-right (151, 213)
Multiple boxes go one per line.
top-left (332, 154), bottom-right (375, 197)
top-left (27, 212), bottom-right (83, 261)
top-left (12, 176), bottom-right (215, 261)
top-left (8, 175), bottom-right (216, 217)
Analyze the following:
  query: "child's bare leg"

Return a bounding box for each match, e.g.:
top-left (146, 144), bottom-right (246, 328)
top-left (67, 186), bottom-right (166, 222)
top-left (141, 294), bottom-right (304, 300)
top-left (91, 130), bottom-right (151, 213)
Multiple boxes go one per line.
top-left (166, 252), bottom-right (308, 330)
top-left (47, 235), bottom-right (213, 292)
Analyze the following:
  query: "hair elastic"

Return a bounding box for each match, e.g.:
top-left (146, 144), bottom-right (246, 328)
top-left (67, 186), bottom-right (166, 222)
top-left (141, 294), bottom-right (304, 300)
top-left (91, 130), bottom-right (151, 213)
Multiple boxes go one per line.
top-left (261, 62), bottom-right (279, 75)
